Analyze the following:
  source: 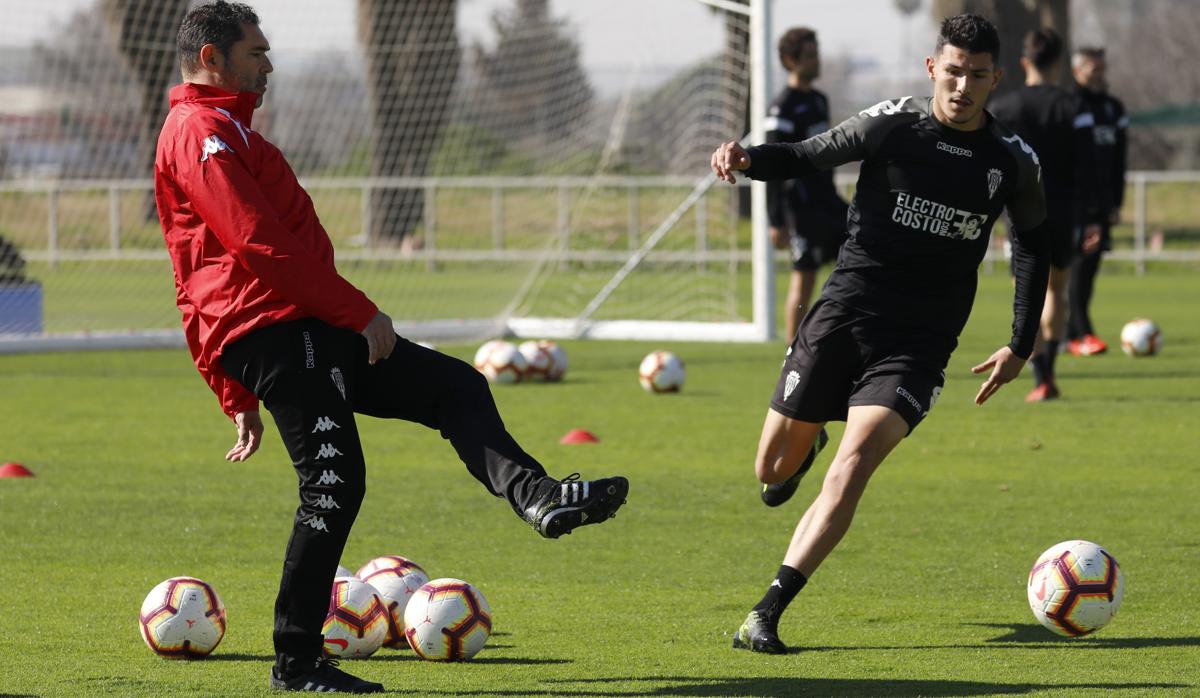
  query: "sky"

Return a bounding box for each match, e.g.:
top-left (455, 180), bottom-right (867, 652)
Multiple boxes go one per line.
top-left (0, 0), bottom-right (939, 90)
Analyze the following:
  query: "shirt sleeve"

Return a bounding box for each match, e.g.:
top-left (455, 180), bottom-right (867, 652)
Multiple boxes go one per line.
top-left (1005, 149), bottom-right (1050, 359)
top-left (1113, 98), bottom-right (1129, 210)
top-left (175, 282), bottom-right (259, 420)
top-left (171, 113), bottom-right (378, 333)
top-left (743, 102), bottom-right (901, 181)
top-left (764, 112), bottom-right (794, 228)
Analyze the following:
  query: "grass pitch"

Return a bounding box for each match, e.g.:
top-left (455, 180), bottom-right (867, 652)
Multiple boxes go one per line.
top-left (1, 271), bottom-right (1198, 697)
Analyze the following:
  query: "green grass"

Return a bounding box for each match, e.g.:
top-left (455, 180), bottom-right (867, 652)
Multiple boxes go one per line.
top-left (1, 272), bottom-right (1198, 697)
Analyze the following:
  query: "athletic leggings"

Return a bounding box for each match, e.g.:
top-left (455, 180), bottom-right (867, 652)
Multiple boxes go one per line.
top-left (1068, 247), bottom-right (1103, 340)
top-left (220, 318), bottom-right (549, 677)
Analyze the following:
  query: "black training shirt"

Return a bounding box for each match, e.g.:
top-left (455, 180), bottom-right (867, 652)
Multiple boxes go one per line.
top-left (744, 96), bottom-right (1048, 358)
top-left (764, 87), bottom-right (845, 231)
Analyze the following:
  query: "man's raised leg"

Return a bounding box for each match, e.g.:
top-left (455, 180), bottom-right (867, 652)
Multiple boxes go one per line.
top-left (756, 408), bottom-right (828, 507)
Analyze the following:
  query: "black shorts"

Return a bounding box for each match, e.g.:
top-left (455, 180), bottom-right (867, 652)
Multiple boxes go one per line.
top-left (1009, 207), bottom-right (1074, 270)
top-left (770, 298), bottom-right (954, 433)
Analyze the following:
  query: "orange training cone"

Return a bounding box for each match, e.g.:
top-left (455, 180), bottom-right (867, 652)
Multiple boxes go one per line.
top-left (0, 463), bottom-right (34, 478)
top-left (559, 429), bottom-right (599, 444)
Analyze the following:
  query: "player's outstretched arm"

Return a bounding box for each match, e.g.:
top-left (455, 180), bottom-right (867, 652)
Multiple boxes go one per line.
top-left (226, 410), bottom-right (264, 462)
top-left (970, 347), bottom-right (1026, 405)
top-left (711, 141), bottom-right (750, 183)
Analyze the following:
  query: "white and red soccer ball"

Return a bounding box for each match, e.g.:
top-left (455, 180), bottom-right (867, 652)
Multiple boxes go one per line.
top-left (474, 340), bottom-right (527, 384)
top-left (356, 555), bottom-right (430, 649)
top-left (404, 578), bottom-right (493, 660)
top-left (139, 576), bottom-right (227, 658)
top-left (518, 340), bottom-right (568, 382)
top-left (323, 577), bottom-right (390, 658)
top-left (1120, 318), bottom-right (1162, 357)
top-left (638, 350), bottom-right (685, 393)
top-left (1027, 540), bottom-right (1124, 637)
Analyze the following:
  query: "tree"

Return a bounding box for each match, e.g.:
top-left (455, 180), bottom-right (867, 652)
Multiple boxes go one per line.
top-left (103, 0), bottom-right (189, 211)
top-left (358, 0), bottom-right (460, 244)
top-left (931, 0), bottom-right (1071, 95)
top-left (468, 0), bottom-right (593, 161)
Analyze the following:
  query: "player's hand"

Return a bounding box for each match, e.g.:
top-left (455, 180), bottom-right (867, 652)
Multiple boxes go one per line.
top-left (361, 310), bottom-right (397, 365)
top-left (971, 346), bottom-right (1026, 405)
top-left (769, 226), bottom-right (788, 250)
top-left (226, 410), bottom-right (263, 462)
top-left (1081, 223), bottom-right (1102, 254)
top-left (711, 141), bottom-right (750, 183)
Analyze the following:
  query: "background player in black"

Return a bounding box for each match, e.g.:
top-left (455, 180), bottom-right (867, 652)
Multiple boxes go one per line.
top-left (990, 29), bottom-right (1101, 401)
top-left (1067, 47), bottom-right (1128, 357)
top-left (766, 27), bottom-right (849, 342)
top-left (711, 14), bottom-right (1048, 654)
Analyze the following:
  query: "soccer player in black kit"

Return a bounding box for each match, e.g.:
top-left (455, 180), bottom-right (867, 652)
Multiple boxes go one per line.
top-left (711, 14), bottom-right (1049, 653)
top-left (759, 27), bottom-right (848, 507)
top-left (990, 29), bottom-right (1102, 401)
top-left (1066, 47), bottom-right (1128, 357)
top-left (766, 27), bottom-right (849, 342)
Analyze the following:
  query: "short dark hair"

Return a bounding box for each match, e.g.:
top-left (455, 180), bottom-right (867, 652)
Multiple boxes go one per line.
top-left (1072, 46), bottom-right (1106, 67)
top-left (778, 27), bottom-right (817, 67)
top-left (936, 13), bottom-right (1000, 61)
top-left (177, 1), bottom-right (260, 74)
top-left (1023, 28), bottom-right (1063, 71)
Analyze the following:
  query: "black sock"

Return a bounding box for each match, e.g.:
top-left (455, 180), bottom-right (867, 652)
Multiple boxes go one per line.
top-left (1045, 341), bottom-right (1060, 378)
top-left (1030, 351), bottom-right (1046, 385)
top-left (751, 565), bottom-right (807, 629)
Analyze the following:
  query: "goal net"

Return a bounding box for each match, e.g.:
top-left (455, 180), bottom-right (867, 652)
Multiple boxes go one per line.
top-left (0, 0), bottom-right (768, 350)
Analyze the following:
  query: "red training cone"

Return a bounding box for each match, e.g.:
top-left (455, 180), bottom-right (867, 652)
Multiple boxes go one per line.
top-left (0, 462), bottom-right (34, 478)
top-left (559, 429), bottom-right (599, 444)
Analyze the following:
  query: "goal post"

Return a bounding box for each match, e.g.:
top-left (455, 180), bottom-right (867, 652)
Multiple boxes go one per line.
top-left (0, 0), bottom-right (774, 352)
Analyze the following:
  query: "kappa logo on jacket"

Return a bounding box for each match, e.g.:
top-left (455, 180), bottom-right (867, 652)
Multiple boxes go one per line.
top-left (199, 135), bottom-right (232, 162)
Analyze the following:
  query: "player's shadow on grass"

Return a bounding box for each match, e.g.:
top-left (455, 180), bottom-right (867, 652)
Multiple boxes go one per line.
top-left (368, 654), bottom-right (569, 665)
top-left (972, 622), bottom-right (1200, 648)
top-left (204, 652), bottom-right (276, 661)
top-left (453, 676), bottom-right (1187, 697)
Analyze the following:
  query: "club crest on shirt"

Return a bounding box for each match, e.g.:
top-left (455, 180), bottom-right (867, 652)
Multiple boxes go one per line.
top-left (199, 135), bottom-right (232, 162)
top-left (987, 168), bottom-right (1002, 199)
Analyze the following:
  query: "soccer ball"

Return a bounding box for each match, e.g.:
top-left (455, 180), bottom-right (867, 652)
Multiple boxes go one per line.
top-left (404, 578), bottom-right (493, 660)
top-left (474, 340), bottom-right (527, 383)
top-left (1120, 318), bottom-right (1162, 357)
top-left (638, 350), bottom-right (685, 393)
top-left (335, 564), bottom-right (356, 579)
top-left (1027, 540), bottom-right (1124, 637)
top-left (323, 577), bottom-right (390, 658)
top-left (518, 340), bottom-right (568, 382)
top-left (356, 556), bottom-right (430, 649)
top-left (139, 576), bottom-right (227, 658)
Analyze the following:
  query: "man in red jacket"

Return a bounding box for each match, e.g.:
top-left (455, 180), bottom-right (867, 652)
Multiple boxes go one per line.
top-left (156, 3), bottom-right (628, 693)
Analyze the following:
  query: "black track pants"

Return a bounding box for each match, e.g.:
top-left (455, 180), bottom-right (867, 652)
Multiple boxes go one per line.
top-left (220, 318), bottom-right (549, 677)
top-left (1068, 248), bottom-right (1103, 340)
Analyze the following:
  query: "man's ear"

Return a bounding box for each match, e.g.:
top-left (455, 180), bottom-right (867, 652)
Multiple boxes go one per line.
top-left (925, 56), bottom-right (936, 81)
top-left (198, 43), bottom-right (220, 69)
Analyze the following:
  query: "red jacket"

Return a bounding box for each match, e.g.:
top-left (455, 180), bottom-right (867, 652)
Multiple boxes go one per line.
top-left (155, 83), bottom-right (377, 419)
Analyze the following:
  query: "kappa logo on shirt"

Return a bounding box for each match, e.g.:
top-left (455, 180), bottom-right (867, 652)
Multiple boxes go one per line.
top-left (199, 135), bottom-right (232, 162)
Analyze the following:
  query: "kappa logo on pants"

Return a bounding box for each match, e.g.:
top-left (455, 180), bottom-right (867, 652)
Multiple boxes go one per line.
top-left (316, 470), bottom-right (344, 486)
top-left (315, 443), bottom-right (343, 460)
top-left (302, 515), bottom-right (329, 532)
top-left (313, 494), bottom-right (341, 510)
top-left (312, 416), bottom-right (340, 433)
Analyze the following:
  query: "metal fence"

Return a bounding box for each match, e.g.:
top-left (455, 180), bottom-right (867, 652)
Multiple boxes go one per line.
top-left (2, 171), bottom-right (1198, 273)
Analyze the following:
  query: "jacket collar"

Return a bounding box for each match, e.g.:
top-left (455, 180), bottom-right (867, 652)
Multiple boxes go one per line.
top-left (169, 82), bottom-right (259, 128)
